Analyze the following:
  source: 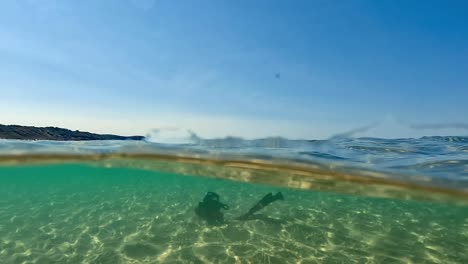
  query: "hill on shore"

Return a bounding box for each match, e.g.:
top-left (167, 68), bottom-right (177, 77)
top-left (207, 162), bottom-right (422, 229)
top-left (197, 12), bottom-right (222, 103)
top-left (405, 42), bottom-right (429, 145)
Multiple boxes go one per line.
top-left (0, 124), bottom-right (144, 141)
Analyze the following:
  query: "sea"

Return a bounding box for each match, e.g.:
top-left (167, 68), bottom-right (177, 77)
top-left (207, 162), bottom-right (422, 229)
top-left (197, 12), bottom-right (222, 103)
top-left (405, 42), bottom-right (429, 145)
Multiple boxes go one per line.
top-left (0, 135), bottom-right (467, 263)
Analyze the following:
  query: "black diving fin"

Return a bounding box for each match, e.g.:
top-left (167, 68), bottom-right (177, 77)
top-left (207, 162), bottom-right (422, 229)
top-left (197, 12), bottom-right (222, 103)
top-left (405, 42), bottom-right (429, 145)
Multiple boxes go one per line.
top-left (238, 192), bottom-right (284, 220)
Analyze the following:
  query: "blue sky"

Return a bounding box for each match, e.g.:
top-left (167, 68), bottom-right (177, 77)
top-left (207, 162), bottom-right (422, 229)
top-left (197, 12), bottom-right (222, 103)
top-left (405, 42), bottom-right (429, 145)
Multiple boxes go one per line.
top-left (0, 0), bottom-right (467, 139)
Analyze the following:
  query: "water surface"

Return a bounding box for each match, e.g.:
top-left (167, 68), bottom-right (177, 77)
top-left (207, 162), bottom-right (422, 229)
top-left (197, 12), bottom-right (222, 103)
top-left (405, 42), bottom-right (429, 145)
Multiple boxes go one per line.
top-left (0, 138), bottom-right (467, 263)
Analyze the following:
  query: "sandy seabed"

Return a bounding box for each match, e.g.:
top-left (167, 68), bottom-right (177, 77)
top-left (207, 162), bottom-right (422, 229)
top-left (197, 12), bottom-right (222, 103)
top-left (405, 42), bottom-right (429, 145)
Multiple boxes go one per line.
top-left (0, 164), bottom-right (467, 264)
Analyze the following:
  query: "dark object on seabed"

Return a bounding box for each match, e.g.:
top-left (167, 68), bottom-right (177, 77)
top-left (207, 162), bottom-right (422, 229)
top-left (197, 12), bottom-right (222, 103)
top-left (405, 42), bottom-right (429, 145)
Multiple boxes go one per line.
top-left (238, 192), bottom-right (284, 220)
top-left (195, 192), bottom-right (229, 225)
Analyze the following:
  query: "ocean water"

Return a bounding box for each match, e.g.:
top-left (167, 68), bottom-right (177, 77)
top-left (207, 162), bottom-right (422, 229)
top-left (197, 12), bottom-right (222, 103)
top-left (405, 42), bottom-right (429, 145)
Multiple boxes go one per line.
top-left (0, 137), bottom-right (467, 263)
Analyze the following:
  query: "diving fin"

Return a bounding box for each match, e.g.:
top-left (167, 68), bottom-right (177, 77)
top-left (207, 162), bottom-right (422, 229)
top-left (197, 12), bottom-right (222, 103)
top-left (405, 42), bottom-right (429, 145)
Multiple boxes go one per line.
top-left (238, 192), bottom-right (284, 220)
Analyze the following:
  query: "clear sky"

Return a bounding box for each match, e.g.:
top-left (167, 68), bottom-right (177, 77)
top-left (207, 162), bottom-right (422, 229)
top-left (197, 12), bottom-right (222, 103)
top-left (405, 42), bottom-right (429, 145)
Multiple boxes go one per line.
top-left (1, 0), bottom-right (467, 139)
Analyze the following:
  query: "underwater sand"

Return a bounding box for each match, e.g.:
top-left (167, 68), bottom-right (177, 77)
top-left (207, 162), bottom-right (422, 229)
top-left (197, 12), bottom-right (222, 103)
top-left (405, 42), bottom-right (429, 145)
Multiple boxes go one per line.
top-left (1, 163), bottom-right (467, 264)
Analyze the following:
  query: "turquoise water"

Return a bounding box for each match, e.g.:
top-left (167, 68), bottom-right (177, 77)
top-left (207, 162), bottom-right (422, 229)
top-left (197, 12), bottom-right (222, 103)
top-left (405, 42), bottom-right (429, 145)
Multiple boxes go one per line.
top-left (1, 163), bottom-right (467, 263)
top-left (0, 137), bottom-right (467, 263)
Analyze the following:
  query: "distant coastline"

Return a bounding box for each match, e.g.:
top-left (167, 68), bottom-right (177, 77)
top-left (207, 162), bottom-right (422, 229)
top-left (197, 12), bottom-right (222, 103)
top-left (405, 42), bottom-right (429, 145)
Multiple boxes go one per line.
top-left (0, 124), bottom-right (144, 141)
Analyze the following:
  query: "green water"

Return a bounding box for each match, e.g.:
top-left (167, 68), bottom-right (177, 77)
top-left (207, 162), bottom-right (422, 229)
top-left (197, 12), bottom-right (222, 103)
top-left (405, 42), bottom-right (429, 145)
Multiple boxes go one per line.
top-left (0, 163), bottom-right (467, 263)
